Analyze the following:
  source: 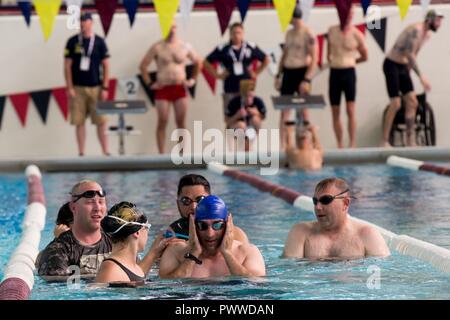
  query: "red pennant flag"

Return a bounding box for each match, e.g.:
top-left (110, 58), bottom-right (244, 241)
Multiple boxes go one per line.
top-left (214, 0), bottom-right (236, 35)
top-left (356, 23), bottom-right (366, 35)
top-left (94, 0), bottom-right (118, 36)
top-left (317, 34), bottom-right (325, 68)
top-left (202, 62), bottom-right (218, 94)
top-left (52, 87), bottom-right (69, 121)
top-left (9, 93), bottom-right (30, 127)
top-left (334, 0), bottom-right (353, 30)
top-left (107, 79), bottom-right (117, 100)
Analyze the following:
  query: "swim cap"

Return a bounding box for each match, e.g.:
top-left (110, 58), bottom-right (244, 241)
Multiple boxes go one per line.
top-left (195, 195), bottom-right (228, 221)
top-left (293, 5), bottom-right (302, 19)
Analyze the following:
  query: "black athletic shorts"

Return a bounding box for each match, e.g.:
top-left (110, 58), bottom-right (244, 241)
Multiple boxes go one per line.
top-left (328, 67), bottom-right (356, 106)
top-left (281, 67), bottom-right (308, 95)
top-left (383, 58), bottom-right (414, 98)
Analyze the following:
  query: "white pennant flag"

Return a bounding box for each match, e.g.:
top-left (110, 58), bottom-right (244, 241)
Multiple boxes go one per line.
top-left (65, 0), bottom-right (83, 9)
top-left (179, 0), bottom-right (195, 29)
top-left (420, 0), bottom-right (431, 14)
top-left (300, 0), bottom-right (315, 22)
top-left (265, 46), bottom-right (283, 77)
top-left (119, 77), bottom-right (140, 100)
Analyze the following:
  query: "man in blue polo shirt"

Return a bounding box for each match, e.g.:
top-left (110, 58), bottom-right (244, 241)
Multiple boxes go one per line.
top-left (64, 12), bottom-right (110, 156)
top-left (203, 22), bottom-right (269, 115)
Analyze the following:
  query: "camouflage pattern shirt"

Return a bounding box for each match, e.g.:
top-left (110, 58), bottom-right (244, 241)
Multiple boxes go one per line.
top-left (37, 230), bottom-right (112, 276)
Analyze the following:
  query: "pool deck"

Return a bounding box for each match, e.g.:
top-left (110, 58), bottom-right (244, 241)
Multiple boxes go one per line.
top-left (1, 146), bottom-right (450, 172)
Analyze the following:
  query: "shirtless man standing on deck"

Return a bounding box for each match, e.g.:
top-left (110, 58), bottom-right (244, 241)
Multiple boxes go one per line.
top-left (275, 5), bottom-right (319, 151)
top-left (283, 177), bottom-right (390, 259)
top-left (327, 6), bottom-right (368, 148)
top-left (381, 10), bottom-right (443, 147)
top-left (140, 24), bottom-right (201, 154)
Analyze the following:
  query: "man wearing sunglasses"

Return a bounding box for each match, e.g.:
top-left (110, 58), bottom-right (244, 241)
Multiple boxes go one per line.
top-left (37, 180), bottom-right (112, 280)
top-left (166, 174), bottom-right (248, 243)
top-left (283, 178), bottom-right (390, 259)
top-left (159, 195), bottom-right (265, 278)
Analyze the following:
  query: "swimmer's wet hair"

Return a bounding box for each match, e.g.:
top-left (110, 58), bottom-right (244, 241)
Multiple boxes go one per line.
top-left (56, 202), bottom-right (73, 227)
top-left (315, 178), bottom-right (350, 194)
top-left (177, 174), bottom-right (211, 196)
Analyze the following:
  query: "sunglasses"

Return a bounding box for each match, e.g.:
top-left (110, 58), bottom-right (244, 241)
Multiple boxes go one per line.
top-left (312, 189), bottom-right (350, 206)
top-left (178, 195), bottom-right (206, 206)
top-left (107, 215), bottom-right (151, 234)
top-left (71, 190), bottom-right (106, 202)
top-left (196, 220), bottom-right (226, 231)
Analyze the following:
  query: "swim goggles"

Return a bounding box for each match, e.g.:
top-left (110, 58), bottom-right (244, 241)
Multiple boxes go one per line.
top-left (71, 190), bottom-right (106, 202)
top-left (178, 195), bottom-right (206, 206)
top-left (106, 215), bottom-right (151, 234)
top-left (195, 220), bottom-right (226, 231)
top-left (312, 189), bottom-right (350, 206)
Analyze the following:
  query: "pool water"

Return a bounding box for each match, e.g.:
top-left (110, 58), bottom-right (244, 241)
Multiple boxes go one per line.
top-left (1, 164), bottom-right (450, 300)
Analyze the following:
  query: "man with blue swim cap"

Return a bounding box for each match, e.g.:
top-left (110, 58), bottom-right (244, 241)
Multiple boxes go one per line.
top-left (159, 195), bottom-right (265, 278)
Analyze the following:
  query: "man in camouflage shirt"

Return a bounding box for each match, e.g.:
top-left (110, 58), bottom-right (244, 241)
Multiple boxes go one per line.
top-left (37, 180), bottom-right (112, 281)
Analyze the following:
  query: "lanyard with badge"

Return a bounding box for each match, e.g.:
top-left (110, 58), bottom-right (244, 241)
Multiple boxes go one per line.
top-left (229, 42), bottom-right (247, 76)
top-left (78, 34), bottom-right (95, 71)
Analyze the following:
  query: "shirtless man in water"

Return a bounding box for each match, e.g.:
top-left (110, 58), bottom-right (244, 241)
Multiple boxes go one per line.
top-left (283, 177), bottom-right (390, 259)
top-left (159, 195), bottom-right (265, 279)
top-left (327, 6), bottom-right (368, 148)
top-left (381, 10), bottom-right (443, 147)
top-left (286, 123), bottom-right (323, 171)
top-left (275, 5), bottom-right (318, 151)
top-left (140, 24), bottom-right (201, 154)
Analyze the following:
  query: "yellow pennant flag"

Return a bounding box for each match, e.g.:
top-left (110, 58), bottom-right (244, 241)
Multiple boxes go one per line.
top-left (153, 0), bottom-right (180, 39)
top-left (273, 0), bottom-right (297, 32)
top-left (396, 0), bottom-right (413, 20)
top-left (33, 0), bottom-right (62, 41)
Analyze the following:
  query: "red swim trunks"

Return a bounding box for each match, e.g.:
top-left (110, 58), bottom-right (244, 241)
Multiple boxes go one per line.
top-left (154, 84), bottom-right (187, 102)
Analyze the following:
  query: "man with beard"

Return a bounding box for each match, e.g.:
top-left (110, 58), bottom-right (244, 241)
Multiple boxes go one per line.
top-left (381, 10), bottom-right (443, 147)
top-left (159, 195), bottom-right (265, 278)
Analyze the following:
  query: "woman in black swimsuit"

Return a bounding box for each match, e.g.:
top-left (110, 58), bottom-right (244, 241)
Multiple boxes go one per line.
top-left (96, 202), bottom-right (165, 284)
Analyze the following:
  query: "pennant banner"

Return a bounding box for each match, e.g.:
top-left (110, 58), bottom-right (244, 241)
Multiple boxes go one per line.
top-left (396, 0), bottom-right (412, 20)
top-left (300, 0), bottom-right (315, 22)
top-left (65, 0), bottom-right (83, 8)
top-left (356, 23), bottom-right (366, 35)
top-left (31, 90), bottom-right (51, 124)
top-left (10, 93), bottom-right (30, 127)
top-left (180, 0), bottom-right (195, 29)
top-left (334, 0), bottom-right (353, 30)
top-left (52, 87), bottom-right (69, 121)
top-left (214, 0), bottom-right (236, 35)
top-left (123, 0), bottom-right (139, 27)
top-left (33, 0), bottom-right (62, 41)
top-left (185, 65), bottom-right (197, 98)
top-left (119, 77), bottom-right (140, 100)
top-left (421, 0), bottom-right (431, 14)
top-left (202, 62), bottom-right (218, 94)
top-left (154, 0), bottom-right (180, 39)
top-left (273, 0), bottom-right (296, 32)
top-left (237, 0), bottom-right (251, 22)
top-left (107, 79), bottom-right (117, 101)
top-left (18, 1), bottom-right (32, 27)
top-left (368, 17), bottom-right (387, 53)
top-left (94, 0), bottom-right (118, 36)
top-left (0, 96), bottom-right (5, 130)
top-left (361, 0), bottom-right (371, 16)
top-left (138, 72), bottom-right (157, 105)
top-left (265, 46), bottom-right (283, 76)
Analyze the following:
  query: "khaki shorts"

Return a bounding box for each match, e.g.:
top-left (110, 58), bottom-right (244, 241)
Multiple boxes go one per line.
top-left (70, 86), bottom-right (107, 125)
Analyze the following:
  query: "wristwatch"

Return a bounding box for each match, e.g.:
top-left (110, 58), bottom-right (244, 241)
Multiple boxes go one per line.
top-left (184, 252), bottom-right (202, 265)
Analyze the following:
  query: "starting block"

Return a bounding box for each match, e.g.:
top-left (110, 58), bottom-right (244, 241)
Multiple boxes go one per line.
top-left (272, 94), bottom-right (326, 127)
top-left (97, 100), bottom-right (148, 155)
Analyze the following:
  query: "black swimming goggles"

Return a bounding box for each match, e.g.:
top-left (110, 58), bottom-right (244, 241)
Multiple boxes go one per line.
top-left (178, 195), bottom-right (205, 206)
top-left (312, 189), bottom-right (350, 206)
top-left (196, 220), bottom-right (226, 231)
top-left (72, 190), bottom-right (106, 202)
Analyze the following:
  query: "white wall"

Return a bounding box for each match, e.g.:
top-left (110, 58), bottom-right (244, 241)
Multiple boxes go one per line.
top-left (1, 5), bottom-right (449, 158)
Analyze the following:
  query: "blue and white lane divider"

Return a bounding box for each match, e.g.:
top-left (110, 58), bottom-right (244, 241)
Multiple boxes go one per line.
top-left (387, 155), bottom-right (450, 176)
top-left (0, 165), bottom-right (46, 300)
top-left (207, 162), bottom-right (450, 274)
